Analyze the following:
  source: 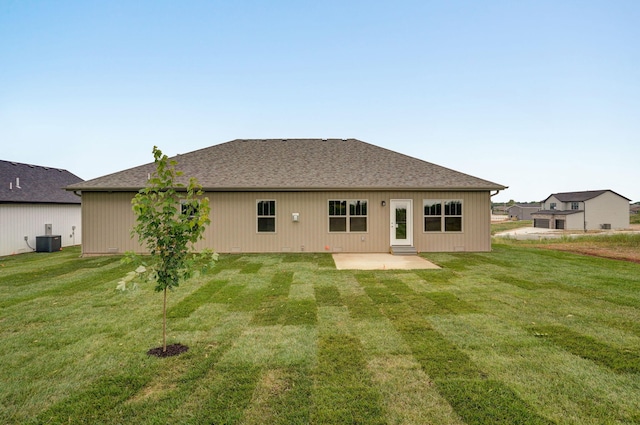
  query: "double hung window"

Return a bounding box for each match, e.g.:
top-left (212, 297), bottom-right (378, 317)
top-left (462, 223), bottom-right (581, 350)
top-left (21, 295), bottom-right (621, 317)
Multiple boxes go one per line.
top-left (329, 200), bottom-right (367, 232)
top-left (257, 200), bottom-right (276, 232)
top-left (423, 200), bottom-right (463, 232)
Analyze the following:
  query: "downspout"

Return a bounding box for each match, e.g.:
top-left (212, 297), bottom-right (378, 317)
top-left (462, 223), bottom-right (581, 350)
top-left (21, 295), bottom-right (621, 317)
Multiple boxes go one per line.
top-left (489, 190), bottom-right (504, 251)
top-left (72, 190), bottom-right (82, 253)
top-left (490, 190), bottom-right (502, 216)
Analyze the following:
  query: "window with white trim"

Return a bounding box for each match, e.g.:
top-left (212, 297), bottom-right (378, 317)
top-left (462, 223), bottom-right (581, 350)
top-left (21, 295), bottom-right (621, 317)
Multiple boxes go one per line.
top-left (329, 200), bottom-right (367, 232)
top-left (423, 200), bottom-right (463, 232)
top-left (180, 200), bottom-right (199, 220)
top-left (257, 200), bottom-right (276, 233)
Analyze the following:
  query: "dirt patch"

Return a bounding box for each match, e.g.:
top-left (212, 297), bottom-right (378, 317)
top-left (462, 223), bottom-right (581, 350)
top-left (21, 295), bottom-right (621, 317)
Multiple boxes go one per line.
top-left (535, 242), bottom-right (640, 264)
top-left (147, 343), bottom-right (189, 358)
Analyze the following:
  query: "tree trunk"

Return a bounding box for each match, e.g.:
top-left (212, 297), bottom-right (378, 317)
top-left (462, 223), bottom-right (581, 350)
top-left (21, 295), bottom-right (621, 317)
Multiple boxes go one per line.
top-left (162, 287), bottom-right (167, 352)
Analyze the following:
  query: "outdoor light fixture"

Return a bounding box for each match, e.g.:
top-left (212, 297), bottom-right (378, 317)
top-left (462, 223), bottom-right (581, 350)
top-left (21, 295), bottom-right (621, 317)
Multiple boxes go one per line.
top-left (381, 201), bottom-right (386, 206)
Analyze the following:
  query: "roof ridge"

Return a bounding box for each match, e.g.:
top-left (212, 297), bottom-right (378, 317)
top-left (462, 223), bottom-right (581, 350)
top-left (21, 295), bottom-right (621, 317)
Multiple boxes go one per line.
top-left (67, 138), bottom-right (507, 192)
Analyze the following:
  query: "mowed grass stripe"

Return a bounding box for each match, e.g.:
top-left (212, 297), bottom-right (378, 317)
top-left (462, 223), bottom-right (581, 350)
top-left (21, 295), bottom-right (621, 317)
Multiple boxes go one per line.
top-left (0, 260), bottom-right (132, 308)
top-left (101, 312), bottom-right (252, 424)
top-left (34, 366), bottom-right (155, 424)
top-left (312, 334), bottom-right (386, 424)
top-left (532, 325), bottom-right (640, 374)
top-left (357, 273), bottom-right (552, 424)
top-left (241, 366), bottom-right (314, 425)
top-left (0, 252), bottom-right (120, 286)
top-left (167, 279), bottom-right (228, 318)
top-left (356, 274), bottom-right (480, 379)
top-left (436, 379), bottom-right (556, 425)
top-left (314, 285), bottom-right (342, 306)
top-left (172, 364), bottom-right (262, 424)
top-left (251, 271), bottom-right (299, 326)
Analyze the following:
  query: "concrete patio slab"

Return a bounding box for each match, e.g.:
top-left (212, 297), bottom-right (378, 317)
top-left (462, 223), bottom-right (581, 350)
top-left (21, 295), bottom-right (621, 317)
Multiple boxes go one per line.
top-left (332, 253), bottom-right (440, 270)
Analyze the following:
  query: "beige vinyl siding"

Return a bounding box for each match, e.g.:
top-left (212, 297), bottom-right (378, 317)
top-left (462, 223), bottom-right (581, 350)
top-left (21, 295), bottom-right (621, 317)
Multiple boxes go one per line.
top-left (566, 212), bottom-right (585, 230)
top-left (584, 191), bottom-right (630, 230)
top-left (211, 192), bottom-right (385, 253)
top-left (415, 191), bottom-right (492, 252)
top-left (80, 192), bottom-right (140, 255)
top-left (544, 196), bottom-right (561, 210)
top-left (80, 190), bottom-right (493, 255)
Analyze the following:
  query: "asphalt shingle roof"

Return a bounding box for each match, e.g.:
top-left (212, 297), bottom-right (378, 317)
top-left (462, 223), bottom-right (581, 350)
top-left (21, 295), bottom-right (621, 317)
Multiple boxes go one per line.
top-left (543, 190), bottom-right (631, 203)
top-left (532, 209), bottom-right (582, 216)
top-left (1, 160), bottom-right (83, 204)
top-left (67, 139), bottom-right (506, 192)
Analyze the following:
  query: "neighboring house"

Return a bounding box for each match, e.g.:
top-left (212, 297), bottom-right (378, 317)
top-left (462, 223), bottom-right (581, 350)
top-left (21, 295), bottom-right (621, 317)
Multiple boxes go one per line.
top-left (0, 160), bottom-right (83, 256)
top-left (506, 203), bottom-right (540, 220)
top-left (67, 139), bottom-right (507, 255)
top-left (531, 190), bottom-right (630, 231)
top-left (491, 204), bottom-right (508, 215)
top-left (631, 205), bottom-right (640, 215)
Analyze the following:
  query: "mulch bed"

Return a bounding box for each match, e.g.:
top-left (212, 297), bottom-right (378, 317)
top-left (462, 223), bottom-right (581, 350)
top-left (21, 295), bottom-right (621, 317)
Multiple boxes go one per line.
top-left (147, 343), bottom-right (189, 358)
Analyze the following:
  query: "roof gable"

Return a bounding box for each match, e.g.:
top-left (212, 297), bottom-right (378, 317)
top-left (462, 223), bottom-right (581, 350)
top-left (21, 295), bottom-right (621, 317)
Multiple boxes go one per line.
top-left (507, 203), bottom-right (540, 210)
top-left (0, 160), bottom-right (83, 204)
top-left (543, 190), bottom-right (630, 203)
top-left (68, 139), bottom-right (506, 192)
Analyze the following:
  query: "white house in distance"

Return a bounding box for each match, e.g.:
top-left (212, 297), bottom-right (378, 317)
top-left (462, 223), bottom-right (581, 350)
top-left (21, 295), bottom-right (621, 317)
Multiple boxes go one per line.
top-left (531, 190), bottom-right (630, 231)
top-left (0, 160), bottom-right (83, 256)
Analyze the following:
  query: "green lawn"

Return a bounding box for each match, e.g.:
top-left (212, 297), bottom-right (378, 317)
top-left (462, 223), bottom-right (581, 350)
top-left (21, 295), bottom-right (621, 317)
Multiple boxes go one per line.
top-left (1, 244), bottom-right (640, 424)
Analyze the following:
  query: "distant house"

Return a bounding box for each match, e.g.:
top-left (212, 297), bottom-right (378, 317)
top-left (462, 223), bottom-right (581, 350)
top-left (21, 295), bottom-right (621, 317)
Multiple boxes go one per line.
top-left (67, 139), bottom-right (507, 255)
top-left (0, 160), bottom-right (83, 256)
top-left (531, 190), bottom-right (630, 231)
top-left (491, 204), bottom-right (508, 215)
top-left (506, 203), bottom-right (540, 220)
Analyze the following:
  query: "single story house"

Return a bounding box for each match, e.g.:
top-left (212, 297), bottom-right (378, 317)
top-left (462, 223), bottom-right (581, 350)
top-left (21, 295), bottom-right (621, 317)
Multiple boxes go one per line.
top-left (506, 203), bottom-right (540, 220)
top-left (1, 160), bottom-right (83, 256)
top-left (531, 190), bottom-right (630, 231)
top-left (67, 139), bottom-right (507, 256)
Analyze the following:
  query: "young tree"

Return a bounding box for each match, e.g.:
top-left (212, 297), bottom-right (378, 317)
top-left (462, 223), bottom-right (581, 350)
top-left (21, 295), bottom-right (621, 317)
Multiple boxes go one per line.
top-left (120, 146), bottom-right (216, 354)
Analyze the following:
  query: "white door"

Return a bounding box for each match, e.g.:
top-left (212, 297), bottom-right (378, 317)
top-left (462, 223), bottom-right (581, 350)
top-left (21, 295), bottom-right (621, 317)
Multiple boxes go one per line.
top-left (390, 199), bottom-right (413, 246)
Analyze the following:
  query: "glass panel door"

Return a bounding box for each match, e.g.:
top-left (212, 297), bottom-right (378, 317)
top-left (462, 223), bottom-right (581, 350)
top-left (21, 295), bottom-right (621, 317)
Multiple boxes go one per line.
top-left (390, 200), bottom-right (412, 246)
top-left (395, 207), bottom-right (407, 240)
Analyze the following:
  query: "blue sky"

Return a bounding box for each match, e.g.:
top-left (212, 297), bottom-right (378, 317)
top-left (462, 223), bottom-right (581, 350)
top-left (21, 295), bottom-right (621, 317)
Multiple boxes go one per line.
top-left (1, 0), bottom-right (638, 203)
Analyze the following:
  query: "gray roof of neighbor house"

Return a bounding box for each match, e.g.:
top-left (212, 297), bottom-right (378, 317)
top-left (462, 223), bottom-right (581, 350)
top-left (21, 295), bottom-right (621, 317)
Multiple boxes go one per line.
top-left (67, 139), bottom-right (506, 192)
top-left (0, 160), bottom-right (83, 204)
top-left (543, 190), bottom-right (631, 203)
top-left (532, 209), bottom-right (582, 216)
top-left (507, 203), bottom-right (540, 210)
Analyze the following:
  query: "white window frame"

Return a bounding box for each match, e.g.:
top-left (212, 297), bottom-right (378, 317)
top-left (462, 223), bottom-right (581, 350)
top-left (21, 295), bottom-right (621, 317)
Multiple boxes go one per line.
top-left (328, 199), bottom-right (368, 233)
top-left (256, 200), bottom-right (276, 233)
top-left (423, 199), bottom-right (463, 233)
top-left (180, 199), bottom-right (199, 220)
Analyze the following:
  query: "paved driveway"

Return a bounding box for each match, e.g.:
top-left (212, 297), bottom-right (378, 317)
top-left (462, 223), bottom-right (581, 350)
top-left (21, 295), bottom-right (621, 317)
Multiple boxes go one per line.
top-left (332, 253), bottom-right (440, 270)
